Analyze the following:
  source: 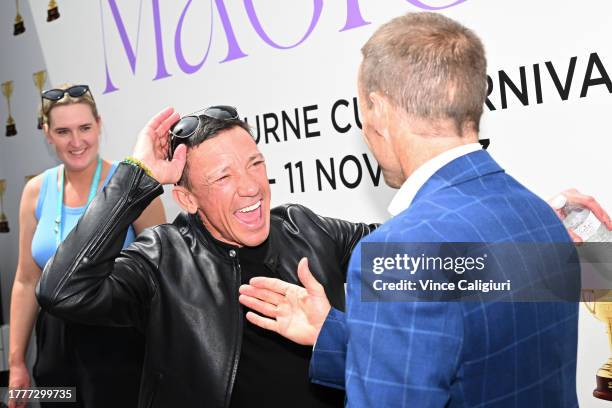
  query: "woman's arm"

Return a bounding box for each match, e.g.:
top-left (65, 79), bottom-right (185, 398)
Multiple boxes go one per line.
top-left (8, 177), bottom-right (43, 398)
top-left (133, 195), bottom-right (166, 234)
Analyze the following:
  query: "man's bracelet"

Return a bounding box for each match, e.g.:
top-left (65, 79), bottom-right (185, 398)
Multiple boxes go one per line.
top-left (122, 156), bottom-right (154, 178)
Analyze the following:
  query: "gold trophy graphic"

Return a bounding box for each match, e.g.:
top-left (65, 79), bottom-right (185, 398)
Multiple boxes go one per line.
top-left (584, 289), bottom-right (612, 400)
top-left (2, 81), bottom-right (17, 137)
top-left (14, 0), bottom-right (25, 35)
top-left (47, 0), bottom-right (60, 22)
top-left (0, 180), bottom-right (9, 233)
top-left (33, 70), bottom-right (47, 129)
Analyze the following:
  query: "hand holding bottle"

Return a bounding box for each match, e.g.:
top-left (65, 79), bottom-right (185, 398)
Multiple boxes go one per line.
top-left (550, 189), bottom-right (612, 242)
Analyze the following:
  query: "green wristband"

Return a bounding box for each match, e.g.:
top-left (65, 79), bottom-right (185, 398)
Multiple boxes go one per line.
top-left (122, 156), bottom-right (153, 178)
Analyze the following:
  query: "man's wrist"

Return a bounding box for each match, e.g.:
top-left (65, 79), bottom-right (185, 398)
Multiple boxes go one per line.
top-left (122, 156), bottom-right (154, 178)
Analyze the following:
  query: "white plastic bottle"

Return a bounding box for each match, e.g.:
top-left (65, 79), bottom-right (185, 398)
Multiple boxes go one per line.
top-left (550, 195), bottom-right (612, 242)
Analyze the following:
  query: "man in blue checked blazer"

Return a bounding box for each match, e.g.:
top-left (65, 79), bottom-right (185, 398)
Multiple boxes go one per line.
top-left (238, 12), bottom-right (581, 407)
top-left (302, 145), bottom-right (580, 407)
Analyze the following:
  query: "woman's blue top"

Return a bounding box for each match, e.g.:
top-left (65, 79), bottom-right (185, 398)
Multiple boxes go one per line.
top-left (31, 162), bottom-right (135, 269)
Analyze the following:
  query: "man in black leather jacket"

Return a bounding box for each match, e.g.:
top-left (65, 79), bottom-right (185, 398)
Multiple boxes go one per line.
top-left (36, 106), bottom-right (376, 408)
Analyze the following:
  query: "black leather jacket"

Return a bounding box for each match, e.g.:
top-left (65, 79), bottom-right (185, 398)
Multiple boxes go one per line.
top-left (37, 163), bottom-right (376, 408)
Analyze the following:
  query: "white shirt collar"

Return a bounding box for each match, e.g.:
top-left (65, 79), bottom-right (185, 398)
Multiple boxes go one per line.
top-left (387, 143), bottom-right (482, 216)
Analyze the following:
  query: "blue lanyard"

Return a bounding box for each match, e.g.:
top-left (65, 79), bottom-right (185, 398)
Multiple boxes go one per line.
top-left (54, 157), bottom-right (103, 247)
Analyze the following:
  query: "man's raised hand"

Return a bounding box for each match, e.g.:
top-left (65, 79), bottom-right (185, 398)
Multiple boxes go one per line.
top-left (132, 107), bottom-right (187, 185)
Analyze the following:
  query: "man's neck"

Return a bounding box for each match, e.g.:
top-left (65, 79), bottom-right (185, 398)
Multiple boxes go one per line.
top-left (394, 119), bottom-right (478, 182)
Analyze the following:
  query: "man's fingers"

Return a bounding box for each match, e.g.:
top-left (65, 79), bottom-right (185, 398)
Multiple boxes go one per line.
top-left (561, 189), bottom-right (612, 231)
top-left (156, 110), bottom-right (181, 136)
top-left (595, 207), bottom-right (612, 230)
top-left (563, 190), bottom-right (611, 227)
top-left (578, 197), bottom-right (612, 229)
top-left (239, 294), bottom-right (279, 318)
top-left (245, 311), bottom-right (278, 333)
top-left (249, 276), bottom-right (291, 295)
top-left (297, 257), bottom-right (324, 295)
top-left (146, 106), bottom-right (175, 133)
top-left (239, 284), bottom-right (285, 305)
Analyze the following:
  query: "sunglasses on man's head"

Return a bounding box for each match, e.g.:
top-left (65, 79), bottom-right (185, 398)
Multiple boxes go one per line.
top-left (167, 105), bottom-right (239, 160)
top-left (42, 85), bottom-right (91, 101)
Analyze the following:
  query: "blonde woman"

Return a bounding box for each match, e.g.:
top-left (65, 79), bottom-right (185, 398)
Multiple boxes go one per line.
top-left (8, 84), bottom-right (165, 407)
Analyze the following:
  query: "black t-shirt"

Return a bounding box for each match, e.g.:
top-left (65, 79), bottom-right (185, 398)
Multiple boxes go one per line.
top-left (228, 240), bottom-right (344, 408)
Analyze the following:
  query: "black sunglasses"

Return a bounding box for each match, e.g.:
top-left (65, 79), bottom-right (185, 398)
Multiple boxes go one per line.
top-left (168, 105), bottom-right (239, 160)
top-left (42, 85), bottom-right (92, 101)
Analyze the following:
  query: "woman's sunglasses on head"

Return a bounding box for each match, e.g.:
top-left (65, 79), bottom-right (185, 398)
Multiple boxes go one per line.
top-left (42, 85), bottom-right (92, 102)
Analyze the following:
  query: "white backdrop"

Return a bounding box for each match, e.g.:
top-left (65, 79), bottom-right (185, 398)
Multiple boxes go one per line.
top-left (0, 0), bottom-right (610, 405)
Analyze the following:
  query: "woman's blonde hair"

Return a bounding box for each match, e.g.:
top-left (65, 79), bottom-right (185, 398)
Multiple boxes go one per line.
top-left (41, 83), bottom-right (99, 126)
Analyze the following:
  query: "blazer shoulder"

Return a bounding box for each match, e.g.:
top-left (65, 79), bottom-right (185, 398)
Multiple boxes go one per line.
top-left (366, 209), bottom-right (451, 243)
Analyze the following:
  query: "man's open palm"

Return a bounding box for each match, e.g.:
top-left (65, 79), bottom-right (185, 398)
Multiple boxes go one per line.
top-left (238, 258), bottom-right (331, 346)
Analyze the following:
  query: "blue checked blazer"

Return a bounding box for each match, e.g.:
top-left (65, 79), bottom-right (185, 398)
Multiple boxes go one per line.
top-left (310, 150), bottom-right (579, 407)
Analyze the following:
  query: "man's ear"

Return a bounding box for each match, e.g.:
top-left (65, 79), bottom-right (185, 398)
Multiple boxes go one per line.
top-left (172, 185), bottom-right (199, 214)
top-left (369, 91), bottom-right (392, 139)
